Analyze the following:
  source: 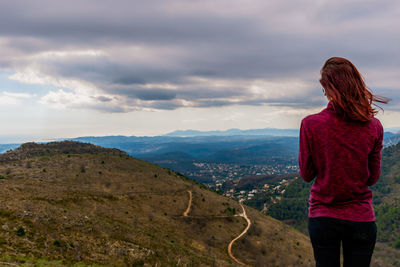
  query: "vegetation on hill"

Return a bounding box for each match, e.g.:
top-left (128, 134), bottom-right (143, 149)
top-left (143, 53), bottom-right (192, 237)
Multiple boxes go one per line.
top-left (0, 141), bottom-right (314, 266)
top-left (0, 141), bottom-right (126, 163)
top-left (372, 142), bottom-right (400, 255)
top-left (267, 178), bottom-right (311, 233)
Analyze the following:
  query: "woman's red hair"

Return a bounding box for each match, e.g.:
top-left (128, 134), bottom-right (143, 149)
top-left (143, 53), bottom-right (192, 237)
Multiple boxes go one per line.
top-left (320, 57), bottom-right (391, 122)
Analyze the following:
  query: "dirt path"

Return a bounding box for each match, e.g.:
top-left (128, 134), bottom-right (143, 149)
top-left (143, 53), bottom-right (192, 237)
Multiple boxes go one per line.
top-left (179, 191), bottom-right (251, 265)
top-left (227, 203), bottom-right (251, 266)
top-left (0, 262), bottom-right (19, 267)
top-left (183, 190), bottom-right (192, 217)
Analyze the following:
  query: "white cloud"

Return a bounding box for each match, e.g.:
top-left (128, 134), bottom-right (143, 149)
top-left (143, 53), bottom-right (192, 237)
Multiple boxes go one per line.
top-left (0, 91), bottom-right (36, 105)
top-left (0, 94), bottom-right (18, 105)
top-left (39, 89), bottom-right (126, 112)
top-left (3, 91), bottom-right (34, 98)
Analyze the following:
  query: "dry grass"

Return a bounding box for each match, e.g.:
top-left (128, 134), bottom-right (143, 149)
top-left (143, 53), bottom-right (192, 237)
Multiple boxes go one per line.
top-left (0, 142), bottom-right (314, 266)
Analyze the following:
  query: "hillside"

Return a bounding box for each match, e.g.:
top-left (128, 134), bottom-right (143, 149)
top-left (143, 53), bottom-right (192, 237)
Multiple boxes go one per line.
top-left (0, 141), bottom-right (314, 266)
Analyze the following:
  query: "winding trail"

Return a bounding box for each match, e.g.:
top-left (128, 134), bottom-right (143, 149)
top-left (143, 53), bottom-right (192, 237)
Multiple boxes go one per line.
top-left (183, 190), bottom-right (192, 217)
top-left (179, 191), bottom-right (251, 265)
top-left (227, 203), bottom-right (251, 266)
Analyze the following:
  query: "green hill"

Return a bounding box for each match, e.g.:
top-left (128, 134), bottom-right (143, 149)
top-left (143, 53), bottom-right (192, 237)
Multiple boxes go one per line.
top-left (372, 142), bottom-right (400, 264)
top-left (0, 141), bottom-right (314, 266)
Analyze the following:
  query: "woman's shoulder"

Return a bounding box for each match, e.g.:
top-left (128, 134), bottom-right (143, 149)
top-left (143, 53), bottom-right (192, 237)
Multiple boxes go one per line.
top-left (370, 116), bottom-right (382, 127)
top-left (301, 110), bottom-right (330, 126)
top-left (369, 117), bottom-right (383, 136)
top-left (301, 102), bottom-right (336, 124)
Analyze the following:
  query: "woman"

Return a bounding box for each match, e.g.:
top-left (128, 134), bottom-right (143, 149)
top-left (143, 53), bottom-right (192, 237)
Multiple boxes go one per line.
top-left (298, 57), bottom-right (391, 267)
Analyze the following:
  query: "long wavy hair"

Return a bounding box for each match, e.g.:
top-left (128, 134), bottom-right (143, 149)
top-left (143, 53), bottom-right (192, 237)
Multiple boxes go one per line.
top-left (320, 57), bottom-right (391, 122)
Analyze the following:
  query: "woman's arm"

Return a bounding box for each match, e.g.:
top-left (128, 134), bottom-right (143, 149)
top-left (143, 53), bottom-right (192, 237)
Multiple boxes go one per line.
top-left (366, 122), bottom-right (383, 186)
top-left (299, 119), bottom-right (317, 182)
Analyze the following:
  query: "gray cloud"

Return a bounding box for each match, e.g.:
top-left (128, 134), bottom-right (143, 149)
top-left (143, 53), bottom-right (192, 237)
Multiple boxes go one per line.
top-left (0, 0), bottom-right (398, 112)
top-left (94, 96), bottom-right (113, 102)
top-left (121, 88), bottom-right (177, 101)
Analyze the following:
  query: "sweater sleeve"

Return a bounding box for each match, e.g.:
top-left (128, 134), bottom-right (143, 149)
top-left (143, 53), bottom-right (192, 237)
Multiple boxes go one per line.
top-left (299, 119), bottom-right (317, 182)
top-left (366, 122), bottom-right (383, 186)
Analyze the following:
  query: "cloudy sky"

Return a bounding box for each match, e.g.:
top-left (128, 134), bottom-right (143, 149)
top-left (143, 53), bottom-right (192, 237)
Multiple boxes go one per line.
top-left (0, 0), bottom-right (399, 142)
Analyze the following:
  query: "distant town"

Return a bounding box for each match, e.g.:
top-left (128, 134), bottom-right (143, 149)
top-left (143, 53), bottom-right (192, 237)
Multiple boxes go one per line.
top-left (185, 162), bottom-right (299, 212)
top-left (188, 162), bottom-right (298, 185)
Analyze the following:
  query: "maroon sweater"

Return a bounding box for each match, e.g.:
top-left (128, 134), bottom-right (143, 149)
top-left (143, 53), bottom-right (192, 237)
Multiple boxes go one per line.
top-left (299, 101), bottom-right (383, 222)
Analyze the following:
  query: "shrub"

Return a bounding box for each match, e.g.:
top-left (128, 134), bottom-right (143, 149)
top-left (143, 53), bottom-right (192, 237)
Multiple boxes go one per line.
top-left (393, 239), bottom-right (400, 249)
top-left (16, 226), bottom-right (25, 236)
top-left (224, 207), bottom-right (236, 216)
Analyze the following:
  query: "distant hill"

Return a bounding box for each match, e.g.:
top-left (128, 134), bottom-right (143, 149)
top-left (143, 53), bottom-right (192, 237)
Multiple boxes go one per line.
top-left (383, 132), bottom-right (400, 148)
top-left (0, 141), bottom-right (126, 162)
top-left (164, 128), bottom-right (300, 137)
top-left (0, 141), bottom-right (314, 266)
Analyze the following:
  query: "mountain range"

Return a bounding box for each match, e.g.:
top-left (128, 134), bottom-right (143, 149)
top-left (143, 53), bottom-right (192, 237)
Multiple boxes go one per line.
top-left (164, 128), bottom-right (300, 137)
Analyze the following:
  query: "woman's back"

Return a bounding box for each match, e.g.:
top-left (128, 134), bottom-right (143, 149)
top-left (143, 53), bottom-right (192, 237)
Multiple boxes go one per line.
top-left (299, 100), bottom-right (383, 222)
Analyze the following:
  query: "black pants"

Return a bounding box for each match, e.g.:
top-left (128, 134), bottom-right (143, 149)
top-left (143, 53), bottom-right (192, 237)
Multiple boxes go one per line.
top-left (308, 217), bottom-right (377, 267)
